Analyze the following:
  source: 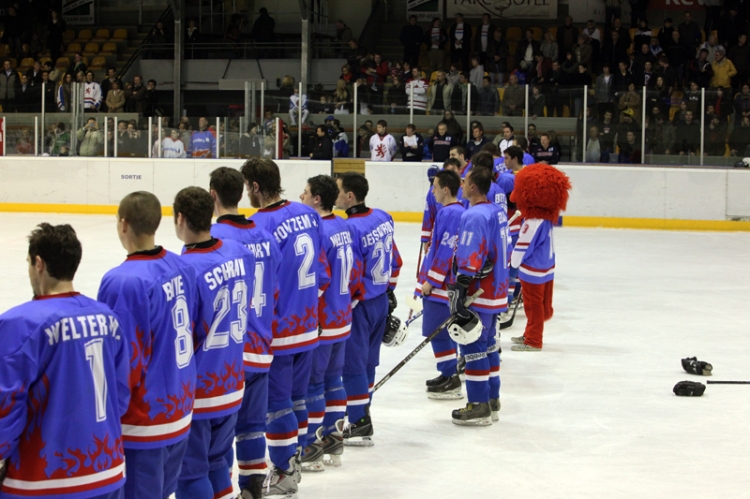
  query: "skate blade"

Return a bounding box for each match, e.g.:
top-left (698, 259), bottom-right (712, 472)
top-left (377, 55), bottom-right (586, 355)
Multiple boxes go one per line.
top-left (427, 390), bottom-right (464, 400)
top-left (343, 436), bottom-right (374, 447)
top-left (451, 416), bottom-right (493, 427)
top-left (491, 411), bottom-right (499, 423)
top-left (323, 454), bottom-right (342, 467)
top-left (301, 461), bottom-right (325, 473)
top-left (263, 490), bottom-right (298, 498)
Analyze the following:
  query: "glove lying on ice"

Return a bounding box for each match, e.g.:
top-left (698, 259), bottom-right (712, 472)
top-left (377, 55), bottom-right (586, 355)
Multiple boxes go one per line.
top-left (681, 357), bottom-right (713, 376)
top-left (673, 380), bottom-right (706, 397)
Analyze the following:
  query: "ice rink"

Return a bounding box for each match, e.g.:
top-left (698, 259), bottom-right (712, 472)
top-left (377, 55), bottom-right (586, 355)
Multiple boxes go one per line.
top-left (3, 213), bottom-right (750, 499)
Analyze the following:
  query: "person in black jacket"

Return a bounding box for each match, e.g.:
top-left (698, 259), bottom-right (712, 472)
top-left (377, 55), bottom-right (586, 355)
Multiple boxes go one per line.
top-left (449, 13), bottom-right (471, 71)
top-left (310, 125), bottom-right (333, 160)
top-left (430, 122), bottom-right (458, 162)
top-left (399, 124), bottom-right (424, 162)
top-left (400, 15), bottom-right (423, 68)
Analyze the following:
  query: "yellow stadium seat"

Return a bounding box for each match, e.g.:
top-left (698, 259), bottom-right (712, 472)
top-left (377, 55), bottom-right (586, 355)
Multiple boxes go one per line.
top-left (18, 57), bottom-right (34, 69)
top-left (547, 27), bottom-right (557, 39)
top-left (506, 27), bottom-right (522, 41)
top-left (55, 57), bottom-right (70, 70)
top-left (89, 56), bottom-right (106, 70)
top-left (530, 27), bottom-right (542, 41)
top-left (63, 29), bottom-right (75, 43)
top-left (112, 29), bottom-right (128, 41)
top-left (75, 29), bottom-right (92, 43)
top-left (92, 29), bottom-right (110, 42)
top-left (83, 42), bottom-right (99, 57)
top-left (64, 42), bottom-right (81, 56)
top-left (100, 42), bottom-right (117, 55)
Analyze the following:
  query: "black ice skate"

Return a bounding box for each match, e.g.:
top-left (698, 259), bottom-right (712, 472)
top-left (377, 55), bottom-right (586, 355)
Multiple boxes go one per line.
top-left (451, 402), bottom-right (493, 426)
top-left (426, 374), bottom-right (463, 400)
top-left (239, 474), bottom-right (265, 499)
top-left (489, 398), bottom-right (501, 422)
top-left (342, 414), bottom-right (374, 447)
top-left (425, 373), bottom-right (445, 387)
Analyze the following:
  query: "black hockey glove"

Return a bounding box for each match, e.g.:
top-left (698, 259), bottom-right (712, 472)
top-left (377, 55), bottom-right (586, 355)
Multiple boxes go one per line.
top-left (447, 274), bottom-right (472, 319)
top-left (673, 380), bottom-right (706, 397)
top-left (386, 289), bottom-right (397, 315)
top-left (681, 357), bottom-right (713, 376)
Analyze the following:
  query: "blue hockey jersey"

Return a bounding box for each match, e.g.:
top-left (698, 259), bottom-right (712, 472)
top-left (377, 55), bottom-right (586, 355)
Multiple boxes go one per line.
top-left (345, 207), bottom-right (402, 301)
top-left (415, 202), bottom-right (465, 304)
top-left (251, 201), bottom-right (330, 355)
top-left (189, 129), bottom-right (217, 158)
top-left (455, 201), bottom-right (509, 313)
top-left (0, 293), bottom-right (130, 499)
top-left (98, 248), bottom-right (198, 450)
top-left (211, 216), bottom-right (280, 373)
top-left (511, 218), bottom-right (555, 284)
top-left (319, 214), bottom-right (359, 344)
top-left (181, 239), bottom-right (254, 419)
top-left (421, 189), bottom-right (438, 243)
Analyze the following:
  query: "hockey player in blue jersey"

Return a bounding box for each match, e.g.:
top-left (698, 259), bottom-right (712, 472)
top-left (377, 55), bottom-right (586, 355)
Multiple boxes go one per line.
top-left (446, 167), bottom-right (508, 425)
top-left (208, 167), bottom-right (281, 499)
top-left (421, 158), bottom-right (462, 248)
top-left (299, 175), bottom-right (359, 471)
top-left (173, 187), bottom-right (255, 499)
top-left (188, 117), bottom-right (217, 158)
top-left (98, 192), bottom-right (198, 499)
top-left (416, 169), bottom-right (466, 399)
top-left (335, 172), bottom-right (403, 445)
top-left (0, 223), bottom-right (130, 499)
top-left (241, 158), bottom-right (330, 496)
top-left (502, 146), bottom-right (525, 304)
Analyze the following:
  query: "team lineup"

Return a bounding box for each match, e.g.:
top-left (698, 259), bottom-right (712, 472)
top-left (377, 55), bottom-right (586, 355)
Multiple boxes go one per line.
top-left (0, 153), bottom-right (570, 499)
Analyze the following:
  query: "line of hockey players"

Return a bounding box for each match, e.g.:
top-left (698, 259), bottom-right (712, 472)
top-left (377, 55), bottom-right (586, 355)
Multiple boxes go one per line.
top-left (0, 147), bottom-right (557, 499)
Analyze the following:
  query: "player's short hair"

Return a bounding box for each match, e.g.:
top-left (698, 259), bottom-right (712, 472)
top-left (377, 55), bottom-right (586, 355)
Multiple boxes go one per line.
top-left (338, 172), bottom-right (369, 203)
top-left (210, 167), bottom-right (244, 208)
top-left (435, 169), bottom-right (461, 197)
top-left (480, 142), bottom-right (499, 156)
top-left (504, 145), bottom-right (524, 164)
top-left (377, 120), bottom-right (387, 128)
top-left (471, 151), bottom-right (495, 172)
top-left (118, 191), bottom-right (162, 236)
top-left (466, 166), bottom-right (493, 196)
top-left (28, 223), bottom-right (82, 281)
top-left (173, 187), bottom-right (214, 233)
top-left (443, 158), bottom-right (461, 170)
top-left (307, 175), bottom-right (339, 212)
top-left (240, 158), bottom-right (284, 199)
top-left (450, 145), bottom-right (465, 158)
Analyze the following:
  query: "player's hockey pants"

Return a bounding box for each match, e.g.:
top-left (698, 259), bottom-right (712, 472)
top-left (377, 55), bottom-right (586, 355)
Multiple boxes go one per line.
top-left (306, 340), bottom-right (347, 446)
top-left (125, 438), bottom-right (189, 499)
top-left (422, 299), bottom-right (458, 377)
top-left (458, 311), bottom-right (495, 404)
top-left (520, 279), bottom-right (554, 348)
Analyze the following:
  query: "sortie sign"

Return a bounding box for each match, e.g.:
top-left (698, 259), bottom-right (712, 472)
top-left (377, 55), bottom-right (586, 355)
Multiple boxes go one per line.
top-left (447, 0), bottom-right (558, 19)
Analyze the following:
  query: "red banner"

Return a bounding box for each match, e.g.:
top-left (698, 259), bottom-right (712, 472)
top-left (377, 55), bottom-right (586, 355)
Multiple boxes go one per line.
top-left (647, 0), bottom-right (707, 10)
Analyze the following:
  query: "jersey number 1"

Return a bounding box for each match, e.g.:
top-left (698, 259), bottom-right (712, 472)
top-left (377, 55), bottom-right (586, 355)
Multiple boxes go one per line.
top-left (85, 338), bottom-right (108, 422)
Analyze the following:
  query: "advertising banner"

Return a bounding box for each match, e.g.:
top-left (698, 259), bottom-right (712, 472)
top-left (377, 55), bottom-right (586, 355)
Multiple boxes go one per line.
top-left (407, 0), bottom-right (445, 21)
top-left (446, 0), bottom-right (558, 20)
top-left (647, 0), bottom-right (708, 9)
top-left (62, 0), bottom-right (95, 25)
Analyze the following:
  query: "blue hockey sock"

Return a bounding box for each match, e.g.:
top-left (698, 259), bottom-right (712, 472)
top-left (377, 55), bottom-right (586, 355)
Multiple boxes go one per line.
top-left (343, 372), bottom-right (368, 421)
top-left (305, 382), bottom-right (326, 446)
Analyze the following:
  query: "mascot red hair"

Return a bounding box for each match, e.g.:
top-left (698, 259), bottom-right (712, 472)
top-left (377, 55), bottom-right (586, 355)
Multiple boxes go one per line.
top-left (509, 163), bottom-right (571, 351)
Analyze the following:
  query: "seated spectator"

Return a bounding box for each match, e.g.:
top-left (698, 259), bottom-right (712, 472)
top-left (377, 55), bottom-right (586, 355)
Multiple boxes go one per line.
top-left (530, 52), bottom-right (552, 85)
top-left (703, 114), bottom-right (728, 156)
top-left (15, 128), bottom-right (34, 154)
top-left (649, 113), bottom-right (676, 154)
top-left (649, 36), bottom-right (663, 58)
top-left (729, 116), bottom-right (750, 156)
top-left (238, 123), bottom-right (263, 157)
top-left (728, 34), bottom-right (749, 90)
top-left (618, 83), bottom-right (641, 123)
top-left (709, 87), bottom-right (733, 123)
top-left (288, 87), bottom-right (309, 126)
top-left (333, 79), bottom-right (351, 114)
top-left (526, 124), bottom-right (540, 150)
top-left (529, 85), bottom-right (546, 118)
top-left (532, 132), bottom-right (560, 164)
top-left (613, 61), bottom-right (633, 95)
top-left (386, 75), bottom-right (407, 114)
top-left (492, 123), bottom-right (515, 154)
top-left (633, 20), bottom-right (652, 50)
top-left (516, 29), bottom-right (540, 74)
top-left (710, 48), bottom-right (737, 89)
top-left (440, 110), bottom-right (464, 143)
top-left (616, 109), bottom-right (639, 151)
top-left (465, 123), bottom-right (490, 159)
top-left (399, 124), bottom-right (424, 162)
top-left (502, 73), bottom-right (524, 117)
top-left (478, 76), bottom-right (499, 116)
top-left (105, 80), bottom-right (125, 113)
top-left (733, 84), bottom-right (750, 127)
top-left (674, 110), bottom-right (701, 155)
top-left (585, 125), bottom-right (601, 162)
top-left (618, 130), bottom-right (641, 163)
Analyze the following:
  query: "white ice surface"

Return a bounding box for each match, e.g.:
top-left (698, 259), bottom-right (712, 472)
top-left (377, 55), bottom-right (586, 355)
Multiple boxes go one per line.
top-left (2, 213), bottom-right (750, 498)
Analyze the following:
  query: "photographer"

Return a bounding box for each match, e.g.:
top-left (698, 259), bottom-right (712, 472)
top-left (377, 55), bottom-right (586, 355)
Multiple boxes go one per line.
top-left (76, 118), bottom-right (103, 157)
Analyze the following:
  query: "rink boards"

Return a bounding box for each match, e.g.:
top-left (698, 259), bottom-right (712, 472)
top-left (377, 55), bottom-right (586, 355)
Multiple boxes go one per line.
top-left (0, 157), bottom-right (749, 230)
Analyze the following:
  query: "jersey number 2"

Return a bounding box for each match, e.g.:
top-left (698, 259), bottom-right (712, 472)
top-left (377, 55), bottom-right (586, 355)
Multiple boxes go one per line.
top-left (370, 233), bottom-right (393, 285)
top-left (205, 280), bottom-right (248, 351)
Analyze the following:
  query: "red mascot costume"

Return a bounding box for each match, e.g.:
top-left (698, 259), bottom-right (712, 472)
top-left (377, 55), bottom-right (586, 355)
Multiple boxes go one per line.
top-left (509, 163), bottom-right (571, 351)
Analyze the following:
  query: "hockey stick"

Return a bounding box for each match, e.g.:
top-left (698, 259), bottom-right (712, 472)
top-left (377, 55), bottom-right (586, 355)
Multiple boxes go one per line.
top-left (373, 289), bottom-right (483, 393)
top-left (408, 245), bottom-right (424, 322)
top-left (498, 294), bottom-right (522, 330)
top-left (405, 310), bottom-right (423, 327)
top-left (706, 381), bottom-right (750, 384)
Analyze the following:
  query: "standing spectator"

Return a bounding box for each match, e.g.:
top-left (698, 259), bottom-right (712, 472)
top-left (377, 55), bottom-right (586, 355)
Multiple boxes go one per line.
top-left (545, 59), bottom-right (566, 117)
top-left (734, 84), bottom-right (750, 127)
top-left (105, 80), bottom-right (125, 113)
top-left (331, 119), bottom-right (349, 157)
top-left (83, 71), bottom-right (102, 112)
top-left (649, 36), bottom-right (663, 58)
top-left (400, 15), bottom-right (423, 67)
top-left (557, 16), bottom-right (579, 60)
top-left (585, 125), bottom-right (602, 162)
top-left (704, 114), bottom-right (727, 156)
top-left (159, 128), bottom-right (187, 157)
top-left (50, 122), bottom-right (70, 155)
top-left (493, 124), bottom-right (515, 154)
top-left (100, 68), bottom-right (122, 112)
top-left (469, 56), bottom-right (484, 88)
top-left (711, 49), bottom-right (737, 89)
top-left (47, 9), bottom-right (66, 64)
top-left (604, 0), bottom-right (621, 30)
top-left (618, 130), bottom-right (641, 163)
top-left (425, 18), bottom-right (448, 75)
top-left (609, 17), bottom-right (632, 47)
top-left (729, 116), bottom-right (750, 156)
top-left (502, 73), bottom-right (524, 117)
top-left (335, 19), bottom-right (353, 45)
top-left (526, 124), bottom-right (541, 150)
top-left (675, 110), bottom-right (701, 155)
top-left (77, 117), bottom-right (103, 156)
top-left (26, 60), bottom-right (43, 86)
top-left (517, 29), bottom-right (540, 73)
top-left (599, 110), bottom-right (616, 161)
top-left (186, 18), bottom-right (201, 44)
top-left (574, 34), bottom-right (593, 71)
top-left (149, 20), bottom-right (170, 58)
top-left (406, 66), bottom-right (429, 114)
top-left (684, 80), bottom-right (702, 115)
top-left (531, 52), bottom-right (553, 85)
top-left (728, 34), bottom-right (749, 91)
top-left (15, 75), bottom-right (36, 112)
top-left (429, 122), bottom-right (457, 162)
top-left (310, 125), bottom-right (333, 159)
top-left (687, 48), bottom-right (714, 88)
top-left (678, 11), bottom-right (702, 49)
top-left (399, 123), bottom-right (424, 162)
top-left (456, 72), bottom-right (479, 115)
top-left (238, 122), bottom-right (262, 157)
top-left (699, 33), bottom-right (724, 63)
top-left (540, 31), bottom-right (559, 63)
top-left (487, 28), bottom-right (509, 86)
top-left (478, 76), bottom-right (499, 115)
top-left (362, 52), bottom-right (389, 112)
top-left (602, 30), bottom-right (629, 70)
top-left (616, 109), bottom-right (639, 153)
top-left (125, 75), bottom-right (147, 113)
top-left (449, 13), bottom-right (471, 71)
top-left (634, 43), bottom-right (656, 74)
top-left (657, 53), bottom-right (679, 89)
top-left (716, 7), bottom-right (742, 48)
top-left (3, 6), bottom-right (23, 62)
top-left (251, 8), bottom-right (275, 57)
top-left (529, 85), bottom-right (546, 118)
top-left (369, 120), bottom-right (398, 161)
top-left (710, 86), bottom-right (733, 123)
top-left (427, 70), bottom-right (452, 113)
top-left (595, 63), bottom-right (615, 117)
top-left (189, 117), bottom-right (217, 157)
top-left (68, 53), bottom-right (87, 76)
top-left (56, 72), bottom-right (72, 111)
top-left (466, 123), bottom-right (490, 158)
top-left (145, 79), bottom-right (159, 116)
top-left (532, 133), bottom-right (560, 164)
top-left (0, 59), bottom-right (19, 112)
top-left (386, 75), bottom-right (408, 114)
top-left (583, 19), bottom-right (602, 44)
top-left (40, 71), bottom-right (56, 112)
top-left (474, 14), bottom-right (496, 66)
top-left (618, 82), bottom-right (641, 123)
top-left (658, 18), bottom-right (675, 49)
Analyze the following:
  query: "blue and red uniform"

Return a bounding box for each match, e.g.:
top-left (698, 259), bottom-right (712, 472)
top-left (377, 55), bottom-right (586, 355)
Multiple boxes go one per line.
top-left (415, 201), bottom-right (465, 377)
top-left (251, 200), bottom-right (330, 470)
top-left (98, 247), bottom-right (198, 499)
top-left (177, 238), bottom-right (254, 499)
top-left (454, 201), bottom-right (509, 404)
top-left (211, 215), bottom-right (280, 488)
top-left (306, 214), bottom-right (359, 445)
top-left (511, 218), bottom-right (555, 349)
top-left (0, 293), bottom-right (130, 499)
top-left (342, 206), bottom-right (402, 422)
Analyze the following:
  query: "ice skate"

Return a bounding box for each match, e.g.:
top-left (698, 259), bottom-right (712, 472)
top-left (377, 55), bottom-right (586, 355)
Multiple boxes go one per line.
top-left (322, 419), bottom-right (345, 466)
top-left (262, 454), bottom-right (298, 498)
top-left (301, 427), bottom-right (326, 472)
top-left (511, 343), bottom-right (542, 351)
top-left (426, 374), bottom-right (463, 400)
top-left (451, 402), bottom-right (492, 426)
top-left (342, 414), bottom-right (374, 447)
top-left (489, 398), bottom-right (501, 422)
top-left (239, 474), bottom-right (265, 499)
top-left (426, 373), bottom-right (445, 387)
top-left (511, 335), bottom-right (525, 344)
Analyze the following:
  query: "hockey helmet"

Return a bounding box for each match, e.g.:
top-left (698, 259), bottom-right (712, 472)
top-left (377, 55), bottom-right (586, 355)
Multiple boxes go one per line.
top-left (383, 315), bottom-right (409, 347)
top-left (447, 311), bottom-right (483, 345)
top-left (427, 165), bottom-right (439, 184)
